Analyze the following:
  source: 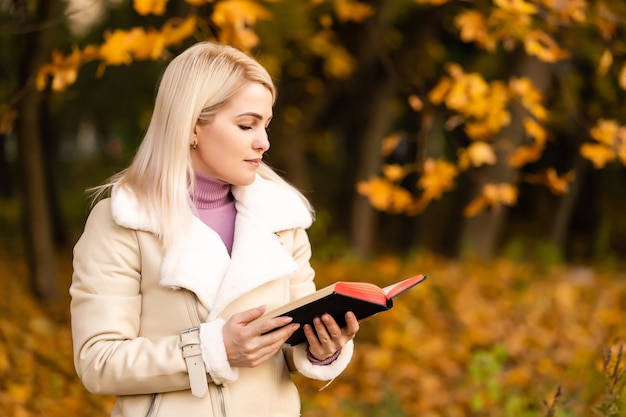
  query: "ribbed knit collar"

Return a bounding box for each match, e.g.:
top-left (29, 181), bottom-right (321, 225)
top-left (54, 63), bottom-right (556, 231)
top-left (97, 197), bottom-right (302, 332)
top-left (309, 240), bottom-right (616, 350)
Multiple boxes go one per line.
top-left (193, 172), bottom-right (233, 209)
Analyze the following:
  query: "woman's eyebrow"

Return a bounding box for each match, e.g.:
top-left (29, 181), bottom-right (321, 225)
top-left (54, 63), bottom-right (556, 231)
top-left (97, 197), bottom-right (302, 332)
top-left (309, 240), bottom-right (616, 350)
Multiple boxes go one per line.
top-left (236, 112), bottom-right (263, 119)
top-left (235, 112), bottom-right (273, 124)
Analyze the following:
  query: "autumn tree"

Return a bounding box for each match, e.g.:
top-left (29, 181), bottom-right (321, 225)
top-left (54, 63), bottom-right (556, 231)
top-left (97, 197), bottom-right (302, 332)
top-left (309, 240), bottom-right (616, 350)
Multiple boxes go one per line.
top-left (7, 0), bottom-right (626, 288)
top-left (356, 0), bottom-right (626, 258)
top-left (9, 0), bottom-right (380, 298)
top-left (1, 0), bottom-right (68, 302)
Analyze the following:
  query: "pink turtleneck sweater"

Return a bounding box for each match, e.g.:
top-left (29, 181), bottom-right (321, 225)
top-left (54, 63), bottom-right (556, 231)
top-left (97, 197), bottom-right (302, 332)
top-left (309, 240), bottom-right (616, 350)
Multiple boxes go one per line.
top-left (192, 172), bottom-right (236, 255)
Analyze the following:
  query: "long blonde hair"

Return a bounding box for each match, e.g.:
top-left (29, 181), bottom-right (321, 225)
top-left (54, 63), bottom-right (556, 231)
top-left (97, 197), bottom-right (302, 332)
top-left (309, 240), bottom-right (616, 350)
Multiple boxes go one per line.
top-left (91, 41), bottom-right (312, 248)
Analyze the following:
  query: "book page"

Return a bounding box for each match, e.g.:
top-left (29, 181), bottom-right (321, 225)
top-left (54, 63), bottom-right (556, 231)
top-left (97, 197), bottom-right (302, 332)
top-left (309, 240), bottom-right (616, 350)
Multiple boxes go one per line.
top-left (382, 275), bottom-right (426, 299)
top-left (334, 281), bottom-right (387, 305)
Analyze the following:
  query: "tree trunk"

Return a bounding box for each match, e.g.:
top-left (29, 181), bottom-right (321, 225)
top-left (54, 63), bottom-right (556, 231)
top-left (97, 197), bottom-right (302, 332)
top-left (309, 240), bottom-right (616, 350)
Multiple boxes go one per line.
top-left (349, 82), bottom-right (395, 258)
top-left (0, 134), bottom-right (13, 197)
top-left (15, 0), bottom-right (60, 302)
top-left (460, 53), bottom-right (553, 259)
top-left (549, 154), bottom-right (588, 250)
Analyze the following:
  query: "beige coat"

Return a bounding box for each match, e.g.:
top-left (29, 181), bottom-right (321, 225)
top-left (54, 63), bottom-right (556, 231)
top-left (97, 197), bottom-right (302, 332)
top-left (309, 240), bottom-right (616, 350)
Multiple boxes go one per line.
top-left (70, 175), bottom-right (354, 417)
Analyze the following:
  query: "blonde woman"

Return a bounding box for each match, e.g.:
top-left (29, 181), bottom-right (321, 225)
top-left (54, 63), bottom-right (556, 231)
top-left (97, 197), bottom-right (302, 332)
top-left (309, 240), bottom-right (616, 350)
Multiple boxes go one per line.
top-left (70, 41), bottom-right (359, 417)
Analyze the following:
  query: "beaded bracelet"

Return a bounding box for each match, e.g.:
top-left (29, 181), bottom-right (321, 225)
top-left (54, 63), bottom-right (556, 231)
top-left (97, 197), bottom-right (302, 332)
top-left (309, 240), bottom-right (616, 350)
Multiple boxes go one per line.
top-left (306, 347), bottom-right (342, 365)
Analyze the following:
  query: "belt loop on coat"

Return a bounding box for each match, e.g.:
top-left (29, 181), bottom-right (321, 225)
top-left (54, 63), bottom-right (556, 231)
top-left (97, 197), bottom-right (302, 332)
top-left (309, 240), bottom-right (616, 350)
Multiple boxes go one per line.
top-left (180, 327), bottom-right (208, 398)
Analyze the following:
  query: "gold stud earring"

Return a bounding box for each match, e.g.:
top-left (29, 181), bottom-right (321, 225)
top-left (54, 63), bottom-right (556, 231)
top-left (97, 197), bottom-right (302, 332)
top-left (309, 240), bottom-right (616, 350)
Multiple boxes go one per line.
top-left (191, 141), bottom-right (198, 150)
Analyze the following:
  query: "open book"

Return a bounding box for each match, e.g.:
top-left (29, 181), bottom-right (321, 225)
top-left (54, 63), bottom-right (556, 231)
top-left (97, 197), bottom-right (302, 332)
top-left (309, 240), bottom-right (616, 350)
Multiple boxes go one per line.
top-left (254, 274), bottom-right (427, 346)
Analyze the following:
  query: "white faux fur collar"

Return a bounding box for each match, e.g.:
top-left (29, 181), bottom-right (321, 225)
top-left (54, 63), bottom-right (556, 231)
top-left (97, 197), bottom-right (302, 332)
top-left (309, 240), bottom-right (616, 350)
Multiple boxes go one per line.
top-left (110, 174), bottom-right (313, 315)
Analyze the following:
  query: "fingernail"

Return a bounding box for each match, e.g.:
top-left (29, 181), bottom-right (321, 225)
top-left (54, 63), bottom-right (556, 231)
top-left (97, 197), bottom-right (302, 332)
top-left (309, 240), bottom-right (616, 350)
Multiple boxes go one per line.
top-left (281, 316), bottom-right (294, 324)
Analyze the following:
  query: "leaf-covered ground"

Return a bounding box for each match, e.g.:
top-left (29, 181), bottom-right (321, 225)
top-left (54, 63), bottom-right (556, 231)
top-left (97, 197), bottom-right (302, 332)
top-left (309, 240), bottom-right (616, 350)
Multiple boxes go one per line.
top-left (1, 250), bottom-right (625, 416)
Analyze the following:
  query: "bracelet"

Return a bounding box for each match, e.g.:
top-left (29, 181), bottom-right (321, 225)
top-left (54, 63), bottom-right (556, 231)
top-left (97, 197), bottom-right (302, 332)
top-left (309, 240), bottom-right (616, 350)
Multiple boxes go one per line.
top-left (306, 346), bottom-right (341, 365)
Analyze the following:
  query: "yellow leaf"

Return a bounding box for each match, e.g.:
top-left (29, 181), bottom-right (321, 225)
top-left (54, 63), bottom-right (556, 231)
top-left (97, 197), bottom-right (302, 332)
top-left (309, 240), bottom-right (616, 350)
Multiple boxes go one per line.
top-left (545, 0), bottom-right (587, 23)
top-left (494, 0), bottom-right (537, 15)
top-left (487, 182), bottom-right (517, 205)
top-left (37, 47), bottom-right (83, 91)
top-left (458, 141), bottom-right (496, 170)
top-left (590, 118), bottom-right (619, 146)
top-left (523, 117), bottom-right (547, 145)
top-left (418, 158), bottom-right (458, 201)
top-left (580, 143), bottom-right (614, 168)
top-left (525, 169), bottom-right (575, 194)
top-left (544, 169), bottom-right (574, 194)
top-left (463, 194), bottom-right (488, 217)
top-left (212, 1), bottom-right (272, 49)
top-left (382, 164), bottom-right (407, 182)
top-left (213, 1), bottom-right (272, 26)
top-left (334, 0), bottom-right (375, 23)
top-left (464, 183), bottom-right (517, 216)
top-left (324, 44), bottom-right (355, 79)
top-left (523, 30), bottom-right (569, 63)
top-left (134, 0), bottom-right (168, 16)
top-left (309, 34), bottom-right (355, 79)
top-left (428, 77), bottom-right (452, 105)
top-left (408, 94), bottom-right (423, 112)
top-left (381, 133), bottom-right (401, 157)
top-left (509, 77), bottom-right (548, 120)
top-left (357, 177), bottom-right (413, 213)
top-left (162, 16), bottom-right (197, 46)
top-left (465, 122), bottom-right (495, 140)
top-left (455, 10), bottom-right (495, 50)
top-left (446, 73), bottom-right (490, 114)
top-left (508, 144), bottom-right (543, 167)
top-left (126, 28), bottom-right (164, 60)
top-left (99, 30), bottom-right (133, 65)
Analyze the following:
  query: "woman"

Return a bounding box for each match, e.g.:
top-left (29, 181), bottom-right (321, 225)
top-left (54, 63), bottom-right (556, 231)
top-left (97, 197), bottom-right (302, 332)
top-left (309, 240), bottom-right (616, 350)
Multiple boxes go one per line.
top-left (70, 41), bottom-right (359, 417)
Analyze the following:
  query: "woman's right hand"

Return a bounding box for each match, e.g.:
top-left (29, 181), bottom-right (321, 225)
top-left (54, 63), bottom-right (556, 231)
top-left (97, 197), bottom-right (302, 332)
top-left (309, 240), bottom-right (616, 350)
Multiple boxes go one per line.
top-left (222, 306), bottom-right (299, 368)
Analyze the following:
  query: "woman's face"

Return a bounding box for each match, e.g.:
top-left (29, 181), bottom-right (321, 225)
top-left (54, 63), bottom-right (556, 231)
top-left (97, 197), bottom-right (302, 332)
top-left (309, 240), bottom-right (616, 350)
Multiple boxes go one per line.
top-left (191, 82), bottom-right (273, 186)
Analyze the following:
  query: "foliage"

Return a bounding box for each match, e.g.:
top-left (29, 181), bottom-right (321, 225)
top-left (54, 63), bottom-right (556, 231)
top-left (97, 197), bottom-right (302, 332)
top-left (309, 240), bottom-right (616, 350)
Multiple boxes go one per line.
top-left (2, 248), bottom-right (624, 416)
top-left (357, 0), bottom-right (626, 217)
top-left (295, 254), bottom-right (626, 416)
top-left (26, 0), bottom-right (624, 221)
top-left (33, 0), bottom-right (373, 93)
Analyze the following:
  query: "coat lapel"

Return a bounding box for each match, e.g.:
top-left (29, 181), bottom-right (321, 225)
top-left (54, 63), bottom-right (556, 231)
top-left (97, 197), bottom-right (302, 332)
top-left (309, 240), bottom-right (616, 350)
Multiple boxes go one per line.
top-left (208, 214), bottom-right (299, 318)
top-left (110, 175), bottom-right (313, 315)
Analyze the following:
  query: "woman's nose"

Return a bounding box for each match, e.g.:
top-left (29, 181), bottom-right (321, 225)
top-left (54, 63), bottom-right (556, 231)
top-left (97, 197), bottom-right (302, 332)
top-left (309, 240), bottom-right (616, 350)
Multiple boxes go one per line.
top-left (254, 129), bottom-right (270, 152)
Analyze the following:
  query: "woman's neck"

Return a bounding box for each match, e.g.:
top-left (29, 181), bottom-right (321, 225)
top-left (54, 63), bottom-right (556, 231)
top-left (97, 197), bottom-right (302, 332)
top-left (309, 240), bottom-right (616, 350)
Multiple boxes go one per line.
top-left (193, 172), bottom-right (233, 209)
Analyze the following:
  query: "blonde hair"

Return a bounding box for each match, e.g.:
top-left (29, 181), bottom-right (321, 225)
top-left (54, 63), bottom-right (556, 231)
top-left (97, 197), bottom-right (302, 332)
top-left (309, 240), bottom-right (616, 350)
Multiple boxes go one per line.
top-left (91, 41), bottom-right (312, 248)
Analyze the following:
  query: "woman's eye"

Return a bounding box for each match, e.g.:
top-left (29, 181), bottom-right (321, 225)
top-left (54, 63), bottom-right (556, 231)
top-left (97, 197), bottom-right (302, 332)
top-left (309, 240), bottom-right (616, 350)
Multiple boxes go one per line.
top-left (238, 125), bottom-right (253, 131)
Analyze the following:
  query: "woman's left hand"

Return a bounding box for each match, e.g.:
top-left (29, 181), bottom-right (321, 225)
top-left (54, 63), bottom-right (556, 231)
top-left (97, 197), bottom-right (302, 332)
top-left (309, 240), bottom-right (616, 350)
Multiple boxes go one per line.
top-left (303, 311), bottom-right (359, 361)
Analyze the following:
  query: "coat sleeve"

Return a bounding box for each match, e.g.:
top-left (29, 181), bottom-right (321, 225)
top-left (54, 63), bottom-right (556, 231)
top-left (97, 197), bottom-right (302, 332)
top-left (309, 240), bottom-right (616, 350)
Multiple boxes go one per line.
top-left (279, 227), bottom-right (355, 381)
top-left (70, 199), bottom-right (196, 396)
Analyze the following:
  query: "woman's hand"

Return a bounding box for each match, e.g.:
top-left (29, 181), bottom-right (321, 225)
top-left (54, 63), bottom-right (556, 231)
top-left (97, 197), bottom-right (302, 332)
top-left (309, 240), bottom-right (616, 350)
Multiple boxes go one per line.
top-left (222, 306), bottom-right (300, 368)
top-left (304, 312), bottom-right (359, 361)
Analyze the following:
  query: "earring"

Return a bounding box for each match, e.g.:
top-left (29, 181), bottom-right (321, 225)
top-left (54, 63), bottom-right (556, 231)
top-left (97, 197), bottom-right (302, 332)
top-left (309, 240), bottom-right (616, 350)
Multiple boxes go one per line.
top-left (191, 141), bottom-right (198, 150)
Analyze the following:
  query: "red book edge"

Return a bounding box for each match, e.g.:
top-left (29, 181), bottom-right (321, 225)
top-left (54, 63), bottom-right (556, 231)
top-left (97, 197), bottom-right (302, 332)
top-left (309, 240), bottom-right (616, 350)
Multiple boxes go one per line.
top-left (383, 274), bottom-right (427, 299)
top-left (333, 274), bottom-right (427, 306)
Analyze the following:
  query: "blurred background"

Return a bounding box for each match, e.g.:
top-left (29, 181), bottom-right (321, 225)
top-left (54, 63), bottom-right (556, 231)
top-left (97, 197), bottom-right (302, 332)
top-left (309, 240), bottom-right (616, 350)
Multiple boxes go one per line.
top-left (0, 0), bottom-right (625, 416)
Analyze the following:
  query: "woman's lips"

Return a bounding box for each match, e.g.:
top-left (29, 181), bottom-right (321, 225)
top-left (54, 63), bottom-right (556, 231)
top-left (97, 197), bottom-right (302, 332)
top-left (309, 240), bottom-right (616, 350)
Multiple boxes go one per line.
top-left (245, 158), bottom-right (261, 167)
